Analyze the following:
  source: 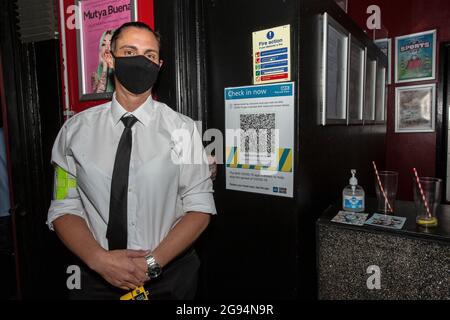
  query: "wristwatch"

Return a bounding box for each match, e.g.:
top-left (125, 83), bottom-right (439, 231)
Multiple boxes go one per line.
top-left (145, 254), bottom-right (162, 279)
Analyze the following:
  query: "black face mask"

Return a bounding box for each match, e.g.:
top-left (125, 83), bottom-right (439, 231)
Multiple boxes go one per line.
top-left (113, 55), bottom-right (160, 94)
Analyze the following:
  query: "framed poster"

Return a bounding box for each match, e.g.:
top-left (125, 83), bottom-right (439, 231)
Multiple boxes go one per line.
top-left (363, 56), bottom-right (377, 123)
top-left (374, 38), bottom-right (391, 84)
top-left (395, 30), bottom-right (436, 83)
top-left (395, 84), bottom-right (436, 133)
top-left (375, 63), bottom-right (387, 123)
top-left (320, 13), bottom-right (350, 125)
top-left (347, 36), bottom-right (366, 124)
top-left (76, 0), bottom-right (137, 101)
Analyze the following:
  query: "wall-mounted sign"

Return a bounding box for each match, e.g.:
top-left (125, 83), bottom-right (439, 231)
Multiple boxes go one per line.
top-left (252, 25), bottom-right (291, 85)
top-left (395, 84), bottom-right (435, 133)
top-left (374, 38), bottom-right (391, 84)
top-left (76, 0), bottom-right (137, 101)
top-left (225, 82), bottom-right (294, 198)
top-left (395, 30), bottom-right (436, 83)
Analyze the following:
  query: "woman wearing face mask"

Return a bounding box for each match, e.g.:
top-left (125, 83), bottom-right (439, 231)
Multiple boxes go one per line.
top-left (47, 22), bottom-right (217, 300)
top-left (91, 29), bottom-right (115, 94)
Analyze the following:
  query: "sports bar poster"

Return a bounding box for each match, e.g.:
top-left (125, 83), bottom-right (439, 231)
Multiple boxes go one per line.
top-left (225, 82), bottom-right (294, 198)
top-left (395, 30), bottom-right (436, 83)
top-left (76, 0), bottom-right (136, 100)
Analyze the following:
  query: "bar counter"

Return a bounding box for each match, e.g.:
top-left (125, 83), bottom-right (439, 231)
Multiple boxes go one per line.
top-left (317, 199), bottom-right (450, 299)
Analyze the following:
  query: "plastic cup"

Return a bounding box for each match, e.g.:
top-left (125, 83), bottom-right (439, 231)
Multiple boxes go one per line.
top-left (375, 171), bottom-right (398, 213)
top-left (413, 177), bottom-right (442, 227)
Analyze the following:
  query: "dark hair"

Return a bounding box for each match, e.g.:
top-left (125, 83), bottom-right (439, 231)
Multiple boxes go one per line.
top-left (111, 21), bottom-right (161, 53)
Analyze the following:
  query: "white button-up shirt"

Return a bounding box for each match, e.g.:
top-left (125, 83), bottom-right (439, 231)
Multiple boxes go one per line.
top-left (47, 94), bottom-right (216, 251)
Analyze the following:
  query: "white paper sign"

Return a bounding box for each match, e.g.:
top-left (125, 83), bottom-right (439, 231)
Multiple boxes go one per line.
top-left (225, 82), bottom-right (294, 197)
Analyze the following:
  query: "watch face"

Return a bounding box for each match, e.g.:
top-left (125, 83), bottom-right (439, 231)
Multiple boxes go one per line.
top-left (149, 264), bottom-right (162, 278)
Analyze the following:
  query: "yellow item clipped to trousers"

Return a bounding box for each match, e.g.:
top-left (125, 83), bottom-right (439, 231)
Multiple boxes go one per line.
top-left (120, 286), bottom-right (149, 300)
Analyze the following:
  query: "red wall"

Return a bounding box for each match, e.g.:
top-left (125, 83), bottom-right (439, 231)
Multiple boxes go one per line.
top-left (348, 0), bottom-right (450, 200)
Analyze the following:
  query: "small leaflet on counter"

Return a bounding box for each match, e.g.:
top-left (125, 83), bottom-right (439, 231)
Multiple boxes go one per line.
top-left (364, 213), bottom-right (407, 230)
top-left (331, 211), bottom-right (369, 226)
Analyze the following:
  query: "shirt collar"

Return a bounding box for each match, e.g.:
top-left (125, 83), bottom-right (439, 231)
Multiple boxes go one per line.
top-left (110, 93), bottom-right (155, 127)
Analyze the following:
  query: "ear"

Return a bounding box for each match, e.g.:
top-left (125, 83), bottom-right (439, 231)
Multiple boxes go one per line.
top-left (159, 60), bottom-right (164, 68)
top-left (105, 50), bottom-right (114, 69)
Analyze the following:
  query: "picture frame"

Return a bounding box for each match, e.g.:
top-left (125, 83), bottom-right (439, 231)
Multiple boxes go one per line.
top-left (347, 35), bottom-right (366, 124)
top-left (320, 13), bottom-right (350, 125)
top-left (374, 38), bottom-right (391, 84)
top-left (395, 84), bottom-right (436, 133)
top-left (363, 54), bottom-right (377, 124)
top-left (395, 30), bottom-right (436, 83)
top-left (375, 61), bottom-right (387, 123)
top-left (76, 0), bottom-right (137, 101)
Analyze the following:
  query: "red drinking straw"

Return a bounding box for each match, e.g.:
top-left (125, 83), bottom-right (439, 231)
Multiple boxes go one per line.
top-left (372, 161), bottom-right (394, 213)
top-left (413, 168), bottom-right (432, 218)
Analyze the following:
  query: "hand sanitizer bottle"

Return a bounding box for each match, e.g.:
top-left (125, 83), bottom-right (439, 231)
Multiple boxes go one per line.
top-left (343, 169), bottom-right (365, 212)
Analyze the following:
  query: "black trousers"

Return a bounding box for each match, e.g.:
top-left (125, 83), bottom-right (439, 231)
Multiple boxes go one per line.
top-left (69, 249), bottom-right (200, 300)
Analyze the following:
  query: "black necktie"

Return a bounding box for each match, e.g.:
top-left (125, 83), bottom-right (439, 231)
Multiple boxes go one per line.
top-left (107, 115), bottom-right (138, 250)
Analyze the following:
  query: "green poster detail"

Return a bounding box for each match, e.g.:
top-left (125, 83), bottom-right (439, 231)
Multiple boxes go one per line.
top-left (396, 31), bottom-right (435, 82)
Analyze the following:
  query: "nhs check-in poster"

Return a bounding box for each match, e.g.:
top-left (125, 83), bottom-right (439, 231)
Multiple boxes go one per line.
top-left (225, 82), bottom-right (294, 198)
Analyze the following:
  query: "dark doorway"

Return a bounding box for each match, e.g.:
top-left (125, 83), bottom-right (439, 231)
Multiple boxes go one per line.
top-left (437, 42), bottom-right (450, 203)
top-left (0, 0), bottom-right (67, 299)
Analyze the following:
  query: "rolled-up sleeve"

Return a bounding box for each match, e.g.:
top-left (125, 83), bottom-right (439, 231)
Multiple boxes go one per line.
top-left (47, 124), bottom-right (86, 230)
top-left (178, 123), bottom-right (217, 215)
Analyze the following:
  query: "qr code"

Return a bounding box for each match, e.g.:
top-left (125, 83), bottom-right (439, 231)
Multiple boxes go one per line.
top-left (240, 113), bottom-right (276, 161)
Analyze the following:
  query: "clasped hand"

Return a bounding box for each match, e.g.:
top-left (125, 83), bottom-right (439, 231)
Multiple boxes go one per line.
top-left (92, 249), bottom-right (151, 291)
